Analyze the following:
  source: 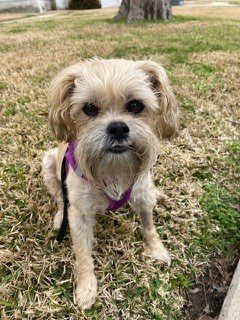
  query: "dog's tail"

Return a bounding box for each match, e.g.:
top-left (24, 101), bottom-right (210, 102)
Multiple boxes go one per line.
top-left (42, 148), bottom-right (61, 199)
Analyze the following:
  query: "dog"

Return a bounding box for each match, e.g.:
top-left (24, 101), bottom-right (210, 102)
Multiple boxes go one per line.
top-left (42, 59), bottom-right (179, 309)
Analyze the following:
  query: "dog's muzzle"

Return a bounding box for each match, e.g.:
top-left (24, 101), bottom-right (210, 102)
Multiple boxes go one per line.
top-left (106, 121), bottom-right (130, 154)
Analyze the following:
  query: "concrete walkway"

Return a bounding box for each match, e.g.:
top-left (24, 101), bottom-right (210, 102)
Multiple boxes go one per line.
top-left (219, 259), bottom-right (240, 320)
top-left (0, 11), bottom-right (64, 24)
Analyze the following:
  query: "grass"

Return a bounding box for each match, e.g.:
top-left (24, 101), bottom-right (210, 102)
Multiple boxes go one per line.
top-left (229, 0), bottom-right (240, 4)
top-left (0, 6), bottom-right (240, 320)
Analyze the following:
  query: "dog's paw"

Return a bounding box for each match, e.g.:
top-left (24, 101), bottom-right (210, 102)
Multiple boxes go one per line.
top-left (156, 190), bottom-right (167, 202)
top-left (143, 241), bottom-right (171, 266)
top-left (53, 211), bottom-right (63, 230)
top-left (75, 274), bottom-right (98, 310)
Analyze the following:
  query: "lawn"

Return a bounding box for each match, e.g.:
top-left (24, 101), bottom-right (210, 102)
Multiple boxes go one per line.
top-left (0, 6), bottom-right (240, 320)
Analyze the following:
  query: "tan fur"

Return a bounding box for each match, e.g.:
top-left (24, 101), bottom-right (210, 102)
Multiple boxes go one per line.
top-left (136, 60), bottom-right (179, 139)
top-left (42, 59), bottom-right (178, 309)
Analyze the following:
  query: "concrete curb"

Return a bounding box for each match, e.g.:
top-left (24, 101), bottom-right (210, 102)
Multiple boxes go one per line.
top-left (218, 259), bottom-right (240, 320)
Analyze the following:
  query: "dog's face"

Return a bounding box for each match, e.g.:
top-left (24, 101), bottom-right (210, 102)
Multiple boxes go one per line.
top-left (50, 59), bottom-right (178, 198)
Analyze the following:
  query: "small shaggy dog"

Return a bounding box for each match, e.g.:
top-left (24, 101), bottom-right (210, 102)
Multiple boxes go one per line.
top-left (42, 59), bottom-right (179, 309)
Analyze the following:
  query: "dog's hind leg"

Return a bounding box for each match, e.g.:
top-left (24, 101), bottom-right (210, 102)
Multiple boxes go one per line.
top-left (42, 148), bottom-right (63, 229)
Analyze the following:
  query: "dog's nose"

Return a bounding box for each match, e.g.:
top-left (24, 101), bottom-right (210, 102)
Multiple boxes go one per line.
top-left (107, 121), bottom-right (129, 141)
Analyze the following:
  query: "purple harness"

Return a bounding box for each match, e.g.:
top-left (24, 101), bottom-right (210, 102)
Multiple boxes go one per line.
top-left (64, 141), bottom-right (133, 211)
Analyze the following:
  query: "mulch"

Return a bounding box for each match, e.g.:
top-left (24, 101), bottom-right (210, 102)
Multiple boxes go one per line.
top-left (183, 250), bottom-right (240, 320)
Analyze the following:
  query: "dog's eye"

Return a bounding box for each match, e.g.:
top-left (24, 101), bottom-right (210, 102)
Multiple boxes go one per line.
top-left (82, 103), bottom-right (99, 117)
top-left (126, 100), bottom-right (145, 114)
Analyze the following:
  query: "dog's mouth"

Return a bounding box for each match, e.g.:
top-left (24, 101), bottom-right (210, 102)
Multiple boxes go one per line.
top-left (107, 145), bottom-right (131, 154)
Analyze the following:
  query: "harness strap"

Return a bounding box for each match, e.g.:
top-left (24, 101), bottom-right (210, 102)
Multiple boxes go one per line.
top-left (56, 141), bottom-right (134, 242)
top-left (57, 156), bottom-right (69, 243)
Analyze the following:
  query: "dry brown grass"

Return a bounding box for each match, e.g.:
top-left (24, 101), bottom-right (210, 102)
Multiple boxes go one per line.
top-left (0, 7), bottom-right (240, 320)
top-left (174, 6), bottom-right (240, 19)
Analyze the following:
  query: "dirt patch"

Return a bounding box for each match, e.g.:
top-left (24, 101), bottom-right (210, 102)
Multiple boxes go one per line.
top-left (183, 252), bottom-right (240, 319)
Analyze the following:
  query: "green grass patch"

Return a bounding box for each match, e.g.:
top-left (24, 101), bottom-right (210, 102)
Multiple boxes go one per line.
top-left (3, 102), bottom-right (16, 116)
top-left (0, 44), bottom-right (15, 52)
top-left (33, 19), bottom-right (59, 31)
top-left (0, 81), bottom-right (7, 90)
top-left (200, 183), bottom-right (240, 246)
top-left (8, 26), bottom-right (28, 34)
top-left (17, 95), bottom-right (31, 105)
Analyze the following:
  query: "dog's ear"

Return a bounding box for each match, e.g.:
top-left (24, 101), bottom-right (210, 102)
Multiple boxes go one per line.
top-left (137, 60), bottom-right (179, 140)
top-left (49, 64), bottom-right (82, 142)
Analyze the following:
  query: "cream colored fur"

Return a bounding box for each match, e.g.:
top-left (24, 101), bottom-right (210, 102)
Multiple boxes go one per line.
top-left (42, 59), bottom-right (179, 310)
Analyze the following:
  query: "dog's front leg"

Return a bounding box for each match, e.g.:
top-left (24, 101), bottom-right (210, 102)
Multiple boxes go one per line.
top-left (139, 209), bottom-right (171, 266)
top-left (68, 206), bottom-right (97, 310)
top-left (130, 182), bottom-right (171, 266)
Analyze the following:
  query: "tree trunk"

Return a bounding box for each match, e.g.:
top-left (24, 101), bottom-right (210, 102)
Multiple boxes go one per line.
top-left (115, 0), bottom-right (172, 21)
